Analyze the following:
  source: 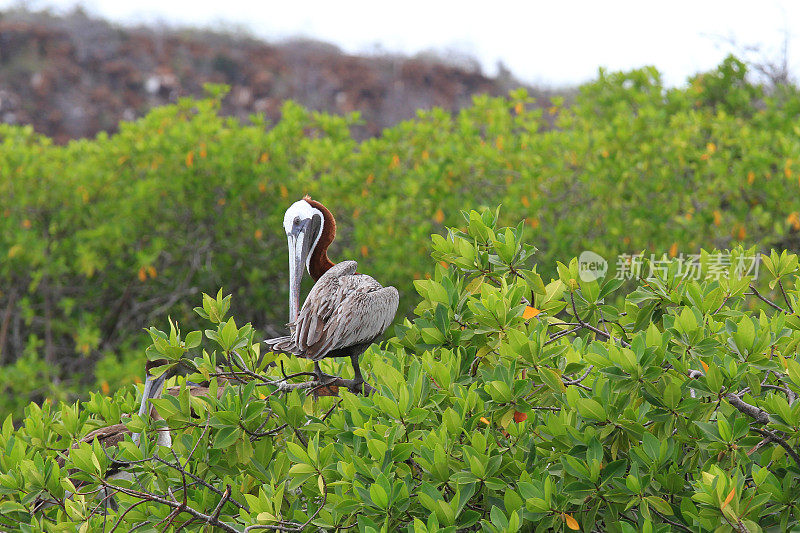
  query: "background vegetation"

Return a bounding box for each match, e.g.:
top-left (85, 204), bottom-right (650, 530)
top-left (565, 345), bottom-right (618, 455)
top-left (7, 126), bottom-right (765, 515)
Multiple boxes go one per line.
top-left (2, 56), bottom-right (800, 417)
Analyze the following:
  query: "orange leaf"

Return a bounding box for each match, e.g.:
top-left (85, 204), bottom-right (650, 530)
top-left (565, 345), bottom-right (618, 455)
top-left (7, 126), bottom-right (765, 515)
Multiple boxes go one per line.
top-left (513, 410), bottom-right (528, 423)
top-left (523, 306), bottom-right (541, 320)
top-left (700, 360), bottom-right (709, 373)
top-left (259, 152), bottom-right (269, 163)
top-left (527, 217), bottom-right (540, 229)
top-left (421, 150), bottom-right (429, 160)
top-left (185, 151), bottom-right (194, 167)
top-left (713, 210), bottom-right (722, 226)
top-left (258, 183), bottom-right (266, 193)
top-left (601, 148), bottom-right (609, 158)
top-left (366, 174), bottom-right (375, 185)
top-left (514, 102), bottom-right (524, 115)
top-left (747, 171), bottom-right (755, 184)
top-left (737, 225), bottom-right (746, 240)
top-left (390, 154), bottom-right (400, 169)
top-left (706, 142), bottom-right (717, 154)
top-left (361, 245), bottom-right (368, 257)
top-left (480, 417), bottom-right (490, 426)
top-left (564, 513), bottom-right (580, 530)
top-left (434, 209), bottom-right (445, 224)
top-left (439, 261), bottom-right (449, 269)
top-left (669, 242), bottom-right (678, 258)
top-left (22, 219), bottom-right (31, 229)
top-left (280, 185), bottom-right (288, 199)
top-left (722, 488), bottom-right (735, 509)
top-left (101, 381), bottom-right (110, 394)
top-left (352, 209), bottom-right (360, 219)
top-left (787, 212), bottom-right (800, 230)
top-left (147, 266), bottom-right (157, 279)
top-left (138, 267), bottom-right (147, 282)
top-left (254, 229), bottom-right (263, 240)
top-left (521, 196), bottom-right (530, 208)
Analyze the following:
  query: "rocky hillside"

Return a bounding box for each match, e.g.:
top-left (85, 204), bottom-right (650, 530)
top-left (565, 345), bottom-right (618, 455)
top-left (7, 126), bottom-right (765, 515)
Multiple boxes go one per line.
top-left (0, 8), bottom-right (555, 143)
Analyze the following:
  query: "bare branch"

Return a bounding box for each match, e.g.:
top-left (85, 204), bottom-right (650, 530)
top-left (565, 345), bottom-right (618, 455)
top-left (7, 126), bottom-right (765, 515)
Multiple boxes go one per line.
top-left (748, 285), bottom-right (787, 314)
top-left (778, 280), bottom-right (795, 314)
top-left (97, 481), bottom-right (240, 533)
top-left (725, 393), bottom-right (770, 424)
top-left (570, 292), bottom-right (630, 348)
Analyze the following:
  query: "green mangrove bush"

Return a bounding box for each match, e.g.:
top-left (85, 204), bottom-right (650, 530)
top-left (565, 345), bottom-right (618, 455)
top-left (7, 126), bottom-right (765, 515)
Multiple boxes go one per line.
top-left (1, 210), bottom-right (798, 532)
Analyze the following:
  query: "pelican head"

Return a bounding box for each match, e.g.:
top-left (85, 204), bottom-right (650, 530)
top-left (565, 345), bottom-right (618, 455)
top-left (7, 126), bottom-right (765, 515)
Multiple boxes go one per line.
top-left (284, 197), bottom-right (324, 322)
top-left (133, 358), bottom-right (193, 444)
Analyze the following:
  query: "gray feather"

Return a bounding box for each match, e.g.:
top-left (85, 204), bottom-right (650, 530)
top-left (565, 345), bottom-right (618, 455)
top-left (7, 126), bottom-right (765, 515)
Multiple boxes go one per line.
top-left (268, 260), bottom-right (399, 362)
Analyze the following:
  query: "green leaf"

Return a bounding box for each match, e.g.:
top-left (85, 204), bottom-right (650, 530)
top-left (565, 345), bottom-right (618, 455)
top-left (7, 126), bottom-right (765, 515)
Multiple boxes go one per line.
top-left (577, 398), bottom-right (606, 421)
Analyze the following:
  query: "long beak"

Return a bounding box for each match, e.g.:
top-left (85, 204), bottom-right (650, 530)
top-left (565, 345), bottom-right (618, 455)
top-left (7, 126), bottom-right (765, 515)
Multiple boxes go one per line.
top-left (137, 373), bottom-right (167, 418)
top-left (287, 231), bottom-right (309, 324)
top-left (133, 371), bottom-right (167, 445)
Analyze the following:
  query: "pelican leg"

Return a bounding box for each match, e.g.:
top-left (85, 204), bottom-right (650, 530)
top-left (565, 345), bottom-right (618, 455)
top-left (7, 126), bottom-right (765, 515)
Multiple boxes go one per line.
top-left (350, 353), bottom-right (364, 388)
top-left (344, 348), bottom-right (374, 395)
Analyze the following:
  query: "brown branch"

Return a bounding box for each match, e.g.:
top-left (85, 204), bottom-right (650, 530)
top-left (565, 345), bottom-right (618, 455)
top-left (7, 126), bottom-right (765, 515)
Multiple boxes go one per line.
top-left (150, 455), bottom-right (248, 512)
top-left (651, 508), bottom-right (692, 532)
top-left (570, 292), bottom-right (630, 348)
top-left (544, 325), bottom-right (582, 346)
top-left (778, 280), bottom-right (795, 314)
top-left (725, 393), bottom-right (800, 469)
top-left (207, 485), bottom-right (231, 525)
top-left (563, 366), bottom-right (594, 386)
top-left (109, 497), bottom-right (151, 533)
top-left (751, 427), bottom-right (800, 470)
top-left (747, 284), bottom-right (787, 314)
top-left (97, 481), bottom-right (239, 533)
top-left (725, 393), bottom-right (770, 424)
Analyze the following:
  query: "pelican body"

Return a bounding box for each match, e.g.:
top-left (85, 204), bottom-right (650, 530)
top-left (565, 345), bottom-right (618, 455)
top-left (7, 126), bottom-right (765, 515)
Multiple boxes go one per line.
top-left (266, 196), bottom-right (399, 392)
top-left (33, 359), bottom-right (204, 512)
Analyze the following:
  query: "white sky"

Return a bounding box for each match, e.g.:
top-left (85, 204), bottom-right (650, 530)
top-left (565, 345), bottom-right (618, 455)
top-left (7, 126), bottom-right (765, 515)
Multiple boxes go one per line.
top-left (3, 0), bottom-right (798, 87)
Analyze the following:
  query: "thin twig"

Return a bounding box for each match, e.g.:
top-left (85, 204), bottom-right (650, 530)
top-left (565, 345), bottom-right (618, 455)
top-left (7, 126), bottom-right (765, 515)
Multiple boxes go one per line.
top-left (651, 508), bottom-right (692, 532)
top-left (570, 292), bottom-right (630, 348)
top-left (778, 280), bottom-right (795, 314)
top-left (563, 366), bottom-right (594, 386)
top-left (97, 481), bottom-right (239, 533)
top-left (243, 475), bottom-right (328, 532)
top-left (751, 427), bottom-right (800, 470)
top-left (725, 393), bottom-right (800, 469)
top-left (747, 285), bottom-right (787, 313)
top-left (207, 485), bottom-right (231, 525)
top-left (544, 325), bottom-right (582, 346)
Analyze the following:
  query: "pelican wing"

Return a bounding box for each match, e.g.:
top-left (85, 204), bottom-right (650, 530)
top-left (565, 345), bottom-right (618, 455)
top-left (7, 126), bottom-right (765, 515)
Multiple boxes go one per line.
top-left (293, 260), bottom-right (399, 360)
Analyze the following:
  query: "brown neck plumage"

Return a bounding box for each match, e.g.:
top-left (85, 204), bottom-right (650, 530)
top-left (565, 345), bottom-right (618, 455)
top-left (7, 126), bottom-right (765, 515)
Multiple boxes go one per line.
top-left (303, 196), bottom-right (336, 280)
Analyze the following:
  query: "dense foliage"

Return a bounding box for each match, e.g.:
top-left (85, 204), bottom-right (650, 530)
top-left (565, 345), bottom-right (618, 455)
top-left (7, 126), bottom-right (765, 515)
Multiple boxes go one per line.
top-left (1, 211), bottom-right (799, 532)
top-left (2, 56), bottom-right (800, 417)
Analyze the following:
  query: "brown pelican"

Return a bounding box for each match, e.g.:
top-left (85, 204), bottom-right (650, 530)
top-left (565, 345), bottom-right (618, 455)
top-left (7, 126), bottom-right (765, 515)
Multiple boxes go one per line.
top-left (33, 360), bottom-right (198, 512)
top-left (265, 196), bottom-right (399, 393)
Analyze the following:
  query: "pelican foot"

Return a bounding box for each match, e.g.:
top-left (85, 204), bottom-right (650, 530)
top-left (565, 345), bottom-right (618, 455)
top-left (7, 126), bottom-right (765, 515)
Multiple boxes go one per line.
top-left (338, 378), bottom-right (375, 395)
